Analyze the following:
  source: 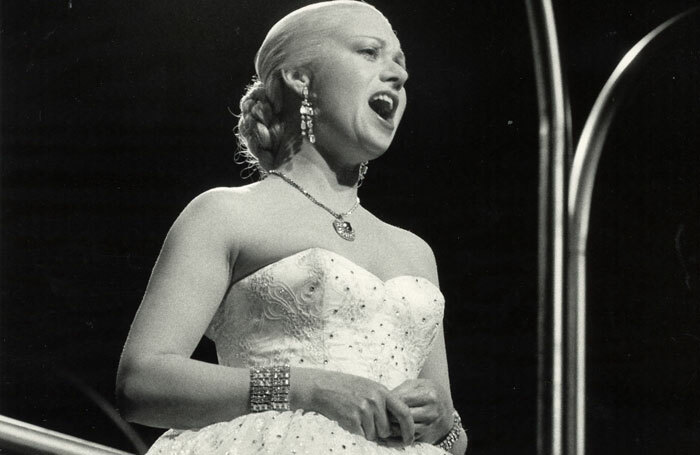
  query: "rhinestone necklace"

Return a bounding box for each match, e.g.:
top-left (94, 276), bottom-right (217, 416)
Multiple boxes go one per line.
top-left (268, 170), bottom-right (360, 241)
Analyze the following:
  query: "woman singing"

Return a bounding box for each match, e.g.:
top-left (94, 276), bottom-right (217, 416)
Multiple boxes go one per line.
top-left (116, 1), bottom-right (467, 453)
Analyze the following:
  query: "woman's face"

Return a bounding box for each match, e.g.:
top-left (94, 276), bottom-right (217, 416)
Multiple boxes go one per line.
top-left (310, 7), bottom-right (408, 164)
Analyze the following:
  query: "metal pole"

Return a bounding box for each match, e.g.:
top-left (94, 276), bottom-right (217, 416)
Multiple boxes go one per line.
top-left (524, 1), bottom-right (569, 454)
top-left (567, 7), bottom-right (700, 455)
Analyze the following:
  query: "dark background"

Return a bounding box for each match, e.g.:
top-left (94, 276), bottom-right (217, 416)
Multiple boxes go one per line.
top-left (1, 0), bottom-right (698, 454)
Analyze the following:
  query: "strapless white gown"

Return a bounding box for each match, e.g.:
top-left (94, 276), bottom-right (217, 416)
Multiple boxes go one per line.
top-left (147, 247), bottom-right (448, 454)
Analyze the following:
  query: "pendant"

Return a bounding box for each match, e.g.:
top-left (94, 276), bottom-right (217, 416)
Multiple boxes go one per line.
top-left (333, 218), bottom-right (355, 241)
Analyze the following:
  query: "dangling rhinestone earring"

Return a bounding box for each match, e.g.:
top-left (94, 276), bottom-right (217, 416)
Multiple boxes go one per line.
top-left (358, 161), bottom-right (369, 187)
top-left (299, 85), bottom-right (315, 144)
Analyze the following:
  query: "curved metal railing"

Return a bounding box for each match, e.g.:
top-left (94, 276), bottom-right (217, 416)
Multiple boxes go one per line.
top-left (0, 414), bottom-right (134, 455)
top-left (566, 6), bottom-right (700, 455)
top-left (528, 1), bottom-right (699, 453)
top-left (3, 5), bottom-right (697, 455)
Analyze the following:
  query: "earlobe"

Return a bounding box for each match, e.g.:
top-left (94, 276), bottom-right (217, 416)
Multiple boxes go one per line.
top-left (280, 68), bottom-right (311, 96)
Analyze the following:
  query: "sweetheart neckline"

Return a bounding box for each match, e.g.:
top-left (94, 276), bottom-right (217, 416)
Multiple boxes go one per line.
top-left (232, 247), bottom-right (442, 295)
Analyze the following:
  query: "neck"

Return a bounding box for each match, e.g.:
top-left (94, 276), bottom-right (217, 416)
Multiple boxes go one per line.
top-left (271, 143), bottom-right (362, 209)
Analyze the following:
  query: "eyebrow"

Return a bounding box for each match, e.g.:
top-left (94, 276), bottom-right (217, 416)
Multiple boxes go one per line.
top-left (354, 35), bottom-right (407, 68)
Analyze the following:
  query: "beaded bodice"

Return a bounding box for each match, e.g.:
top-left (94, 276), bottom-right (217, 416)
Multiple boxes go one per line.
top-left (205, 247), bottom-right (445, 388)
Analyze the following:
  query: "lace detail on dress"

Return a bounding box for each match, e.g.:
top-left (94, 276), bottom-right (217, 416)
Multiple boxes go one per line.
top-left (151, 248), bottom-right (449, 455)
top-left (206, 248), bottom-right (445, 388)
top-left (247, 255), bottom-right (330, 364)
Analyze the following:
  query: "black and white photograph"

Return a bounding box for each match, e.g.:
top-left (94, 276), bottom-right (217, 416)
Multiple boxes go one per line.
top-left (1, 1), bottom-right (698, 454)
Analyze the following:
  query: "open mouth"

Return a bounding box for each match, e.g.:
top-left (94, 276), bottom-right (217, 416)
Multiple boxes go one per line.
top-left (368, 92), bottom-right (398, 122)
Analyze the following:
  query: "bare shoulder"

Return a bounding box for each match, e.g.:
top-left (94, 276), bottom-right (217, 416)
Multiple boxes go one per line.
top-left (376, 219), bottom-right (439, 286)
top-left (184, 183), bottom-right (263, 214)
top-left (167, 183), bottom-right (264, 251)
top-left (386, 224), bottom-right (437, 268)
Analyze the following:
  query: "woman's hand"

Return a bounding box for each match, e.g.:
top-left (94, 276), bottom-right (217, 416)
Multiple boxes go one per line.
top-left (388, 378), bottom-right (453, 444)
top-left (291, 368), bottom-right (415, 445)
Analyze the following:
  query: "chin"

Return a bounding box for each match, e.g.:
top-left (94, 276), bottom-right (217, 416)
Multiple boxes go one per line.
top-left (319, 122), bottom-right (396, 161)
top-left (357, 124), bottom-right (398, 157)
top-left (359, 136), bottom-right (393, 158)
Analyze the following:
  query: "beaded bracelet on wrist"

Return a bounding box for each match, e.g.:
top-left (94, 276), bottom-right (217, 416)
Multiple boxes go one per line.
top-left (435, 410), bottom-right (463, 452)
top-left (249, 365), bottom-right (290, 412)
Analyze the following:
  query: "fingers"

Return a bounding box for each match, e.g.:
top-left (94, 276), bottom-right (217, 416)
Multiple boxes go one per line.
top-left (412, 423), bottom-right (428, 441)
top-left (313, 372), bottom-right (421, 445)
top-left (395, 391), bottom-right (426, 407)
top-left (359, 401), bottom-right (377, 441)
top-left (386, 392), bottom-right (415, 445)
top-left (392, 381), bottom-right (439, 407)
top-left (373, 399), bottom-right (391, 439)
top-left (361, 392), bottom-right (393, 441)
top-left (409, 405), bottom-right (440, 423)
top-left (390, 405), bottom-right (439, 426)
top-left (347, 417), bottom-right (365, 439)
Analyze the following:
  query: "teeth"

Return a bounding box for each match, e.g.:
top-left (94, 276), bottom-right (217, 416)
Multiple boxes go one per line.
top-left (370, 93), bottom-right (394, 110)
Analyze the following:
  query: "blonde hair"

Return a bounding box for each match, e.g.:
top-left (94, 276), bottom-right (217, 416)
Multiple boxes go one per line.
top-left (235, 0), bottom-right (385, 176)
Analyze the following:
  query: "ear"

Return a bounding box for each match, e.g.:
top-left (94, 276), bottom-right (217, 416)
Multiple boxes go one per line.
top-left (280, 68), bottom-right (311, 97)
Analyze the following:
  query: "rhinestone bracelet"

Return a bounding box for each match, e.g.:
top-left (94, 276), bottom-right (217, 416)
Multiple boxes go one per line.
top-left (249, 365), bottom-right (290, 412)
top-left (435, 410), bottom-right (463, 452)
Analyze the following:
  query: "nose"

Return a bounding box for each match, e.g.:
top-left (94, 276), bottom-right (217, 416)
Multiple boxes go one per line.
top-left (381, 60), bottom-right (408, 90)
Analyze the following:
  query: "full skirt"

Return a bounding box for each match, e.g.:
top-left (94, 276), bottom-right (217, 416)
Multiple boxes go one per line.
top-left (147, 410), bottom-right (448, 455)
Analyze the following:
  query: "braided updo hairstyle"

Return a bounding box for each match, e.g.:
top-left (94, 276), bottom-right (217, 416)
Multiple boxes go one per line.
top-left (235, 0), bottom-right (385, 176)
top-left (236, 78), bottom-right (287, 174)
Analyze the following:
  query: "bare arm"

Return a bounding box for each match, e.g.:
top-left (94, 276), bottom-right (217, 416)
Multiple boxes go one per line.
top-left (116, 189), bottom-right (415, 441)
top-left (116, 188), bottom-right (252, 428)
top-left (390, 237), bottom-right (468, 453)
top-left (418, 325), bottom-right (468, 454)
